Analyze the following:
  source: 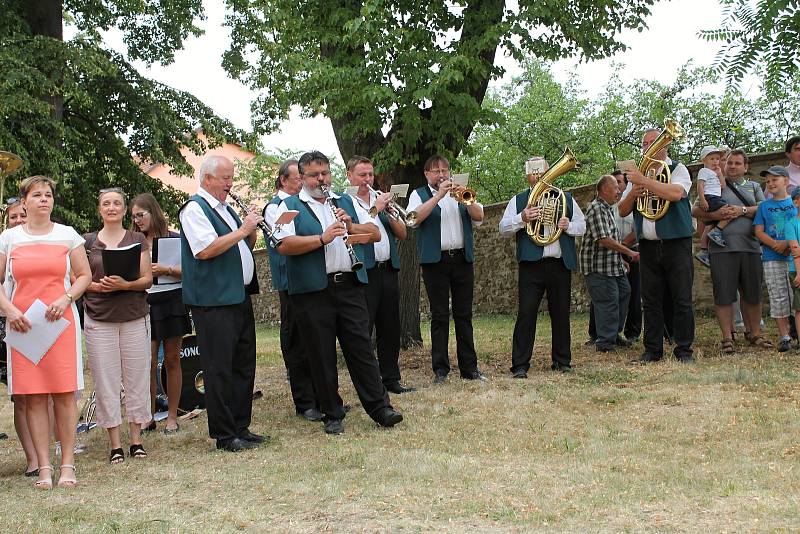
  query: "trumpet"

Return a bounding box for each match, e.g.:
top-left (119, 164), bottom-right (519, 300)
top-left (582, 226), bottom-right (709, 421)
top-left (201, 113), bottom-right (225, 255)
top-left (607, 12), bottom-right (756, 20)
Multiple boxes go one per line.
top-left (365, 184), bottom-right (418, 227)
top-left (227, 190), bottom-right (282, 249)
top-left (451, 185), bottom-right (477, 205)
top-left (320, 185), bottom-right (364, 271)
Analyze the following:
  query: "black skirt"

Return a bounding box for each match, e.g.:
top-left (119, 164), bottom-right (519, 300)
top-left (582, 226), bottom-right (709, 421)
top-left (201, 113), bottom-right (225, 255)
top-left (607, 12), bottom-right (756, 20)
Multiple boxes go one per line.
top-left (147, 289), bottom-right (192, 342)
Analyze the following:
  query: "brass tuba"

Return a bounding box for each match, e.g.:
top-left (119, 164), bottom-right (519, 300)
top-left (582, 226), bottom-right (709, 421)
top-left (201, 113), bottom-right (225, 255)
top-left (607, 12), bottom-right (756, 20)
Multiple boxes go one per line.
top-left (526, 148), bottom-right (580, 246)
top-left (635, 119), bottom-right (684, 221)
top-left (0, 151), bottom-right (23, 231)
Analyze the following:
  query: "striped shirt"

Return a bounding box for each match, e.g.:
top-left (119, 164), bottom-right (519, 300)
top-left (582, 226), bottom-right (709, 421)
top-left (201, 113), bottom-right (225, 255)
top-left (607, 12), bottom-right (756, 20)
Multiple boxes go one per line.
top-left (579, 197), bottom-right (625, 277)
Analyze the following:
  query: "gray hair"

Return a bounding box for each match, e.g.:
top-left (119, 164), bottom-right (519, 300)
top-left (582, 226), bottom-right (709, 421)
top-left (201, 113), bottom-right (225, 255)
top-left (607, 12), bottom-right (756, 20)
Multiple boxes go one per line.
top-left (197, 155), bottom-right (230, 185)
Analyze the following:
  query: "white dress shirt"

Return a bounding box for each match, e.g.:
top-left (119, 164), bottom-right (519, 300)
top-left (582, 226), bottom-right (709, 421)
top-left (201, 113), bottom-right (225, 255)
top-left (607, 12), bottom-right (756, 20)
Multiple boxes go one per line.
top-left (406, 185), bottom-right (483, 251)
top-left (498, 191), bottom-right (586, 258)
top-left (274, 188), bottom-right (376, 274)
top-left (621, 158), bottom-right (692, 241)
top-left (350, 190), bottom-right (391, 262)
top-left (263, 189), bottom-right (290, 227)
top-left (179, 186), bottom-right (254, 285)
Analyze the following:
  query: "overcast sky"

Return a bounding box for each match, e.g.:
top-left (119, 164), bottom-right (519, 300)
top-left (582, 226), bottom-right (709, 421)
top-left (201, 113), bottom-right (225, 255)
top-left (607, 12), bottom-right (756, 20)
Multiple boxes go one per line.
top-left (109, 0), bottom-right (728, 162)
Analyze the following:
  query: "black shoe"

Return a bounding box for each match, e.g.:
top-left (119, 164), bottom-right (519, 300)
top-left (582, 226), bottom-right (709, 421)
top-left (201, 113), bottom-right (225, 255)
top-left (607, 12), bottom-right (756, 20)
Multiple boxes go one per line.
top-left (385, 382), bottom-right (416, 394)
top-left (584, 338), bottom-right (596, 346)
top-left (511, 369), bottom-right (528, 379)
top-left (141, 420), bottom-right (156, 433)
top-left (433, 373), bottom-right (448, 384)
top-left (778, 338), bottom-right (791, 353)
top-left (461, 371), bottom-right (487, 381)
top-left (239, 430), bottom-right (269, 444)
top-left (324, 418), bottom-right (344, 435)
top-left (550, 363), bottom-right (572, 373)
top-left (615, 336), bottom-right (633, 348)
top-left (633, 352), bottom-right (662, 364)
top-left (374, 408), bottom-right (403, 427)
top-left (298, 408), bottom-right (324, 422)
top-left (596, 345), bottom-right (615, 353)
top-left (216, 438), bottom-right (258, 452)
top-left (677, 354), bottom-right (696, 364)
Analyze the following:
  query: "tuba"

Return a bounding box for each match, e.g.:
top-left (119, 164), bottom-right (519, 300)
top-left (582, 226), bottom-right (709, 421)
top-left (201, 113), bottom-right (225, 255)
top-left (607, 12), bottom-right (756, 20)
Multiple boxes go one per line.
top-left (0, 151), bottom-right (23, 230)
top-left (635, 118), bottom-right (684, 221)
top-left (526, 148), bottom-right (580, 246)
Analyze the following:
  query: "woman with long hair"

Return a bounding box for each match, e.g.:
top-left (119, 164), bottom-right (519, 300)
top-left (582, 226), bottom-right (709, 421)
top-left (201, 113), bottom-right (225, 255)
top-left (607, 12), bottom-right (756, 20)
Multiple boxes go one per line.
top-left (131, 193), bottom-right (190, 434)
top-left (83, 188), bottom-right (152, 464)
top-left (0, 176), bottom-right (91, 488)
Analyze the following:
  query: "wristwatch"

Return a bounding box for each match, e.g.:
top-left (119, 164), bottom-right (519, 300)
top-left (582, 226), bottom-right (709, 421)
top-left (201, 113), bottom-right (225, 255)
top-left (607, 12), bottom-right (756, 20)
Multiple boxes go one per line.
top-left (741, 206), bottom-right (747, 215)
top-left (65, 292), bottom-right (74, 303)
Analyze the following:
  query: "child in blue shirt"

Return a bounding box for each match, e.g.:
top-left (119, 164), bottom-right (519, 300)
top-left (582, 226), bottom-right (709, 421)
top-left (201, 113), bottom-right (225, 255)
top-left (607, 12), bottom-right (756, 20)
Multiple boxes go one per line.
top-left (754, 167), bottom-right (797, 352)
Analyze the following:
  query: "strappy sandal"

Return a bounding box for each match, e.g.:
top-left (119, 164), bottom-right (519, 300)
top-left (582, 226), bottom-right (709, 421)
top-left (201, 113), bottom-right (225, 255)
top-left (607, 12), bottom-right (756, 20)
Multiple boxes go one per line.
top-left (746, 335), bottom-right (774, 348)
top-left (129, 444), bottom-right (147, 459)
top-left (34, 465), bottom-right (53, 490)
top-left (57, 464), bottom-right (77, 488)
top-left (109, 448), bottom-right (125, 464)
top-left (721, 338), bottom-right (735, 354)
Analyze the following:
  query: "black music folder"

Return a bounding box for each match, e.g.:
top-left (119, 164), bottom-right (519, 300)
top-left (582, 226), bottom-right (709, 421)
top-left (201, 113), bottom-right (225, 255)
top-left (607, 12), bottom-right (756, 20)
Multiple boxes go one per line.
top-left (101, 243), bottom-right (141, 281)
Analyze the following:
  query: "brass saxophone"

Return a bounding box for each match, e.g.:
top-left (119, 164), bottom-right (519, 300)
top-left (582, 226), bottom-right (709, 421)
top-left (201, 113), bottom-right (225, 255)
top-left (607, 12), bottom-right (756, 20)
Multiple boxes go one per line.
top-left (525, 148), bottom-right (580, 246)
top-left (636, 118), bottom-right (684, 221)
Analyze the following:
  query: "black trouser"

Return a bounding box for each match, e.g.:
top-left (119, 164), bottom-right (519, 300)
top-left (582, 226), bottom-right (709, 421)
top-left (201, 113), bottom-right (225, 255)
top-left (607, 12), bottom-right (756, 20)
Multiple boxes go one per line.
top-left (511, 258), bottom-right (572, 372)
top-left (278, 290), bottom-right (317, 412)
top-left (190, 296), bottom-right (257, 443)
top-left (364, 264), bottom-right (402, 386)
top-left (589, 247), bottom-right (642, 341)
top-left (290, 273), bottom-right (391, 421)
top-left (421, 250), bottom-right (478, 377)
top-left (639, 237), bottom-right (695, 357)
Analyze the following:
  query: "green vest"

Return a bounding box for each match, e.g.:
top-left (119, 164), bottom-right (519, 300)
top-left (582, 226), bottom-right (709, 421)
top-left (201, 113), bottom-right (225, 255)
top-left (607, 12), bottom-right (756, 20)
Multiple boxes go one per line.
top-left (282, 193), bottom-right (369, 295)
top-left (361, 211), bottom-right (400, 270)
top-left (514, 189), bottom-right (577, 270)
top-left (264, 195), bottom-right (287, 291)
top-left (414, 185), bottom-right (475, 264)
top-left (180, 195), bottom-right (259, 306)
top-left (633, 161), bottom-right (694, 240)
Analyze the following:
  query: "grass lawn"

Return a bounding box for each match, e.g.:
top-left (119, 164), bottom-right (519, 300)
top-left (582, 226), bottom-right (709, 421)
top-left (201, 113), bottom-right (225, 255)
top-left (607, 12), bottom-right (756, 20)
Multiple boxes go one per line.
top-left (1, 313), bottom-right (798, 532)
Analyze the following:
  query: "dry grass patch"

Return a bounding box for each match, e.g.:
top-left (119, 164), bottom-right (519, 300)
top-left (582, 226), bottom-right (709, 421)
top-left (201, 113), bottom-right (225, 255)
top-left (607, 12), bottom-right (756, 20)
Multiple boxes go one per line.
top-left (1, 313), bottom-right (799, 532)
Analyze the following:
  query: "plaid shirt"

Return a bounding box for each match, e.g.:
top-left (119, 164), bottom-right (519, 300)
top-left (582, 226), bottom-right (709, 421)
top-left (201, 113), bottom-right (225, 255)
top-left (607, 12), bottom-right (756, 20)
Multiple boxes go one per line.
top-left (579, 197), bottom-right (625, 276)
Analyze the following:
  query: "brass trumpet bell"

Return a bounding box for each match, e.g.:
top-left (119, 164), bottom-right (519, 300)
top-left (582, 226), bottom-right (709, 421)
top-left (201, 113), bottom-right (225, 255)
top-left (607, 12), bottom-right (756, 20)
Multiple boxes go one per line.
top-left (194, 371), bottom-right (205, 394)
top-left (452, 187), bottom-right (477, 205)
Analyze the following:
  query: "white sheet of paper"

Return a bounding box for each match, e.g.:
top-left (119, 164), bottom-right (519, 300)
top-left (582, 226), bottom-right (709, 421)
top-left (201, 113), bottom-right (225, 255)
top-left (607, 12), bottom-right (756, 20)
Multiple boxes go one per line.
top-left (154, 237), bottom-right (181, 284)
top-left (390, 184), bottom-right (409, 198)
top-left (451, 173), bottom-right (469, 186)
top-left (616, 160), bottom-right (637, 173)
top-left (345, 186), bottom-right (359, 197)
top-left (275, 210), bottom-right (298, 225)
top-left (5, 299), bottom-right (70, 366)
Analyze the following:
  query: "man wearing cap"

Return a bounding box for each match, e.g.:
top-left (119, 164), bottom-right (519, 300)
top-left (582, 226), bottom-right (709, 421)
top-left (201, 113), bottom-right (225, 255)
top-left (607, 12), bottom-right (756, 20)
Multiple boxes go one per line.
top-left (693, 149), bottom-right (768, 353)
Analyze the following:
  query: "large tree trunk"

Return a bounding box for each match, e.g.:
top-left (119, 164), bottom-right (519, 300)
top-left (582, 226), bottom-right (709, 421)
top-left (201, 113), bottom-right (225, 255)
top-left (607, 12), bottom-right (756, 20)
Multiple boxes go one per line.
top-left (23, 0), bottom-right (63, 121)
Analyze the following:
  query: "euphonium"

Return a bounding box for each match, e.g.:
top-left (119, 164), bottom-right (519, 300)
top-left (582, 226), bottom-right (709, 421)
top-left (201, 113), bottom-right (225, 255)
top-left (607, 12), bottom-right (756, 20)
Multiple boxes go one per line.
top-left (526, 148), bottom-right (580, 246)
top-left (636, 118), bottom-right (684, 221)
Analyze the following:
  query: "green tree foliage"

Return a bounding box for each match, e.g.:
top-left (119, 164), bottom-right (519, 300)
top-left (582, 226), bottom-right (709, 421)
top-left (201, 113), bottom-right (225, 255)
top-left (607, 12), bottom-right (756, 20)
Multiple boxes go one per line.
top-left (700, 0), bottom-right (800, 89)
top-left (459, 61), bottom-right (800, 204)
top-left (0, 0), bottom-right (254, 230)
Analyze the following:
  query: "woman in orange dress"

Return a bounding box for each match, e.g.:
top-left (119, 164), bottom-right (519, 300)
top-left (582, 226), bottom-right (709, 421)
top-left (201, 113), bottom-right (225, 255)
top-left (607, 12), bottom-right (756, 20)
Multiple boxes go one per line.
top-left (0, 176), bottom-right (91, 489)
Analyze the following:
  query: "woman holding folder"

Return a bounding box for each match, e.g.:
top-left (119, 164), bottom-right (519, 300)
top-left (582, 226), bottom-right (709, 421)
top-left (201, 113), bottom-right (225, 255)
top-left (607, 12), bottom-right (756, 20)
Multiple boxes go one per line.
top-left (131, 193), bottom-right (190, 434)
top-left (0, 175), bottom-right (91, 489)
top-left (83, 188), bottom-right (152, 464)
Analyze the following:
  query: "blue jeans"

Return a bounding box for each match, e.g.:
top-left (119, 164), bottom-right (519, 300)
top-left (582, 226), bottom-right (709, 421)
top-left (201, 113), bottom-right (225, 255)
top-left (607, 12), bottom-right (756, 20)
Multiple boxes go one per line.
top-left (585, 272), bottom-right (631, 349)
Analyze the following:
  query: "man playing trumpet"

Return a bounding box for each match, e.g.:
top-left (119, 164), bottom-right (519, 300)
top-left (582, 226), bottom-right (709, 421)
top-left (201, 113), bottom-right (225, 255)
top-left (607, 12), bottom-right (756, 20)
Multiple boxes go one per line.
top-left (499, 158), bottom-right (585, 376)
top-left (346, 156), bottom-right (414, 394)
top-left (406, 154), bottom-right (485, 384)
top-left (618, 128), bottom-right (695, 364)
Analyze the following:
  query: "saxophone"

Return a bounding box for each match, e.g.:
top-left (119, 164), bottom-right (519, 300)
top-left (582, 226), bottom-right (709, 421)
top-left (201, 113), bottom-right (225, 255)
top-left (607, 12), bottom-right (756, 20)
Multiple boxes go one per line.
top-left (525, 148), bottom-right (580, 246)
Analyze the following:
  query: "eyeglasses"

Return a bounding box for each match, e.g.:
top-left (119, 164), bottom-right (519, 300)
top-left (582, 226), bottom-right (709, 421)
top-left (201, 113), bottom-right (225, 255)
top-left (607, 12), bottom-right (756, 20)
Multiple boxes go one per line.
top-left (303, 171), bottom-right (332, 179)
top-left (132, 211), bottom-right (149, 220)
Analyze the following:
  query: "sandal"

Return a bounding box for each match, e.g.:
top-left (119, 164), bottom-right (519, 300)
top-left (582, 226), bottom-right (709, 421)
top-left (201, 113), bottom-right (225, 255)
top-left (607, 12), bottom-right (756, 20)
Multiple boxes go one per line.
top-left (162, 423), bottom-right (180, 435)
top-left (721, 338), bottom-right (735, 354)
top-left (24, 468), bottom-right (39, 477)
top-left (129, 443), bottom-right (147, 459)
top-left (746, 335), bottom-right (774, 348)
top-left (57, 464), bottom-right (77, 488)
top-left (109, 448), bottom-right (125, 464)
top-left (142, 420), bottom-right (156, 433)
top-left (34, 465), bottom-right (53, 490)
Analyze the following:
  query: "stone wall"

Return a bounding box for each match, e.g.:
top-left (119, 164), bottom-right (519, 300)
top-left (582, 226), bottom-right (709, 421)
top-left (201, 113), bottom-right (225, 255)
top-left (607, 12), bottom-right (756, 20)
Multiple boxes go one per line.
top-left (250, 150), bottom-right (788, 323)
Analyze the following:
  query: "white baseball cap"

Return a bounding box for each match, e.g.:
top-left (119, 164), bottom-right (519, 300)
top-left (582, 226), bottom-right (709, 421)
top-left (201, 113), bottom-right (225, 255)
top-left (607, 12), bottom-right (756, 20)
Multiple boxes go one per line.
top-left (699, 145), bottom-right (724, 160)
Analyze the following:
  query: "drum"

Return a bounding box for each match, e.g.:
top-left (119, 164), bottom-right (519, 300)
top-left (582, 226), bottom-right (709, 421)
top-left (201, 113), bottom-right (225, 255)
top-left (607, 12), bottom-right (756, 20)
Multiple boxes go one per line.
top-left (159, 334), bottom-right (205, 413)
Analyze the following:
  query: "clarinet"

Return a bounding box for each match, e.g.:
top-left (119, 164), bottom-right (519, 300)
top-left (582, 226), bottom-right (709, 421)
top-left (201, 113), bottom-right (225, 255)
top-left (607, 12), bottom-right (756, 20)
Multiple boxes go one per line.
top-left (320, 185), bottom-right (364, 271)
top-left (227, 191), bottom-right (282, 248)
